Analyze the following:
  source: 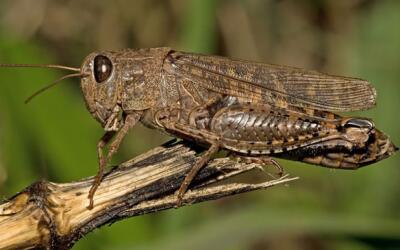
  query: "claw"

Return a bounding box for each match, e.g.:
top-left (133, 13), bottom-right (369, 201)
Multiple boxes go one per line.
top-left (230, 155), bottom-right (285, 178)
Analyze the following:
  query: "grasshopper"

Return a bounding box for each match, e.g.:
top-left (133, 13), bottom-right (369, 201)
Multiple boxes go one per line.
top-left (1, 47), bottom-right (397, 209)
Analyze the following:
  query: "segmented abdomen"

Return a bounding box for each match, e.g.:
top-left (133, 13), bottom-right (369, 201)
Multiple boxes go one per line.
top-left (210, 106), bottom-right (338, 154)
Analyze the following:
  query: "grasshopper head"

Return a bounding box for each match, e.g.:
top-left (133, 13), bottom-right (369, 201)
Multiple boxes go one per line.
top-left (80, 48), bottom-right (167, 128)
top-left (80, 52), bottom-right (124, 127)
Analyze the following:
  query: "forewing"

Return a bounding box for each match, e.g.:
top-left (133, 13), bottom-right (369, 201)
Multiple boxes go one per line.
top-left (164, 51), bottom-right (376, 112)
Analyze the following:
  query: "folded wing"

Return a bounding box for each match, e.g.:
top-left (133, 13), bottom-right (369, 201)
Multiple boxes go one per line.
top-left (164, 51), bottom-right (376, 112)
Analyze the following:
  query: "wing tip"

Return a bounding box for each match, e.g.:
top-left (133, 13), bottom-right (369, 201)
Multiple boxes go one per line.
top-left (371, 84), bottom-right (377, 104)
top-left (363, 82), bottom-right (377, 110)
top-left (327, 82), bottom-right (377, 111)
top-left (349, 79), bottom-right (377, 111)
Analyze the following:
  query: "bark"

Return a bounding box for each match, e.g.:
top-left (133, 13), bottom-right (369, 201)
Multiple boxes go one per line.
top-left (0, 141), bottom-right (297, 250)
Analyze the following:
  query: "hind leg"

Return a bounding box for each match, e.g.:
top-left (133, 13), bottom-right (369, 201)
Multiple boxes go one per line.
top-left (176, 143), bottom-right (219, 206)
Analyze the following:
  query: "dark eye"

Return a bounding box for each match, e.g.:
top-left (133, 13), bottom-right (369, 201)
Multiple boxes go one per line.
top-left (93, 55), bottom-right (113, 83)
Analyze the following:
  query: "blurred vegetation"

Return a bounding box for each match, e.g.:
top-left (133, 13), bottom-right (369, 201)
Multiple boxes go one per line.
top-left (0, 0), bottom-right (399, 249)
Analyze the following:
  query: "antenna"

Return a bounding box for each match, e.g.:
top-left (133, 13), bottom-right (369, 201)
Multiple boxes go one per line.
top-left (0, 63), bottom-right (86, 103)
top-left (0, 63), bottom-right (80, 72)
top-left (24, 73), bottom-right (87, 104)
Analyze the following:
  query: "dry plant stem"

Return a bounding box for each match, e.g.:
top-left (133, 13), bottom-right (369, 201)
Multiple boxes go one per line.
top-left (0, 142), bottom-right (297, 250)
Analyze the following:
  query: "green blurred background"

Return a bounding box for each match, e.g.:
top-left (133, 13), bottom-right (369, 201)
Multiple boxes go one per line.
top-left (0, 0), bottom-right (399, 249)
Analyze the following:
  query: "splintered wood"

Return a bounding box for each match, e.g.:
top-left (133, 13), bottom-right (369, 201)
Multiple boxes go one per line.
top-left (0, 142), bottom-right (297, 250)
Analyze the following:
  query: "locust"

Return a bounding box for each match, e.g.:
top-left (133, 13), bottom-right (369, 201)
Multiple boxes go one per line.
top-left (1, 47), bottom-right (397, 209)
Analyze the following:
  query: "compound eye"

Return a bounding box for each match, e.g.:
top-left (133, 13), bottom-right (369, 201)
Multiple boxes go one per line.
top-left (93, 55), bottom-right (113, 83)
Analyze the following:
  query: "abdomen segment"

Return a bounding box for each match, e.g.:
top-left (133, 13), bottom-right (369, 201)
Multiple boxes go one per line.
top-left (210, 105), bottom-right (340, 154)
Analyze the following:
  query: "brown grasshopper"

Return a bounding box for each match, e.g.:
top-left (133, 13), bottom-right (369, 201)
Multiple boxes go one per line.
top-left (1, 47), bottom-right (397, 209)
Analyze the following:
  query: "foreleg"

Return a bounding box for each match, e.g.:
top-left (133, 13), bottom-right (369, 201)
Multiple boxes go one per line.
top-left (87, 112), bottom-right (141, 209)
